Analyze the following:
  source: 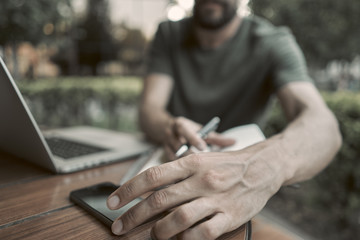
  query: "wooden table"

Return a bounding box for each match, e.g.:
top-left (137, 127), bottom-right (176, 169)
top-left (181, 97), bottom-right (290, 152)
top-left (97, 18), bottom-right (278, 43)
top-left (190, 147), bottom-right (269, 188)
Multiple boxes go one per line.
top-left (0, 151), bottom-right (248, 240)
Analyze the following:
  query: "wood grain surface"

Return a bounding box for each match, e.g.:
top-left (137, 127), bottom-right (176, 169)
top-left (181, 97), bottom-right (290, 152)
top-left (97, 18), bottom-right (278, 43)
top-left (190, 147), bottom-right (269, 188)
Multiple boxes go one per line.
top-left (0, 151), bottom-right (248, 240)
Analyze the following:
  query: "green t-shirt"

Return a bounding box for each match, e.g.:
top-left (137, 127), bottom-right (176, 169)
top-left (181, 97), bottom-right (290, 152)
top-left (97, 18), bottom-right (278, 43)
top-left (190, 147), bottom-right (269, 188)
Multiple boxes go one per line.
top-left (146, 16), bottom-right (312, 132)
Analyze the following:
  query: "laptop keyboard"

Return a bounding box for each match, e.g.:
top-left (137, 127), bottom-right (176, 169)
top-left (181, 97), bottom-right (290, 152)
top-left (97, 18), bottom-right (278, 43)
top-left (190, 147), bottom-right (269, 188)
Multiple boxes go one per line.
top-left (45, 137), bottom-right (107, 159)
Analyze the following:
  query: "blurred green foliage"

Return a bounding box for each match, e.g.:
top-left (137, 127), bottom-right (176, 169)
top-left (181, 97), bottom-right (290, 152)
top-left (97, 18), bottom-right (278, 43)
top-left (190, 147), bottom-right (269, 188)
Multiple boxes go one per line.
top-left (0, 0), bottom-right (71, 45)
top-left (19, 76), bottom-right (142, 102)
top-left (251, 0), bottom-right (360, 66)
top-left (75, 0), bottom-right (116, 75)
top-left (264, 91), bottom-right (360, 239)
top-left (18, 76), bottom-right (142, 132)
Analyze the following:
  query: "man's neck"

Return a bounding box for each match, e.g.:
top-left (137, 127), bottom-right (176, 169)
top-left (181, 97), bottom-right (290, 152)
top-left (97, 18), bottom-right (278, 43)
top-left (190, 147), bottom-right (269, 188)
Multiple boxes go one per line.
top-left (194, 15), bottom-right (242, 50)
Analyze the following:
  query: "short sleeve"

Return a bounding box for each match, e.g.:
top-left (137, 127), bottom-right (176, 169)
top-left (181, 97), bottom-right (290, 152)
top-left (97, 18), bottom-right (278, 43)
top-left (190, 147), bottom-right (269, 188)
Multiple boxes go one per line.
top-left (269, 28), bottom-right (313, 90)
top-left (145, 22), bottom-right (174, 76)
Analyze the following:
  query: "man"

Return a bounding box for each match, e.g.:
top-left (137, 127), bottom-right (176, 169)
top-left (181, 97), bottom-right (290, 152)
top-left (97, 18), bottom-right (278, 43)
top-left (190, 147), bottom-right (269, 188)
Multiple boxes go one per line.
top-left (107, 0), bottom-right (342, 239)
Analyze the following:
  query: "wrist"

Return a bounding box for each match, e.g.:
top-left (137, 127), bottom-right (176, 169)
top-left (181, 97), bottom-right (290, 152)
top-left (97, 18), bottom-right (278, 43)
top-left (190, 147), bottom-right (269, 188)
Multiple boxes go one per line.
top-left (267, 134), bottom-right (297, 187)
top-left (238, 136), bottom-right (295, 194)
top-left (139, 107), bottom-right (175, 144)
top-left (160, 115), bottom-right (176, 142)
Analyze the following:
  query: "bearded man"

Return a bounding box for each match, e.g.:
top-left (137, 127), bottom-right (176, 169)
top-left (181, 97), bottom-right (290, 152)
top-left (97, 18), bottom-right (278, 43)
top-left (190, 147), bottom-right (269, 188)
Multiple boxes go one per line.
top-left (107, 1), bottom-right (341, 239)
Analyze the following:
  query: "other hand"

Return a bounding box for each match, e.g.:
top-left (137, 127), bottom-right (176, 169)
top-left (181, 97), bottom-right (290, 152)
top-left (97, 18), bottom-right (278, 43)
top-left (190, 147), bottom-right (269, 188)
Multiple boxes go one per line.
top-left (164, 116), bottom-right (235, 160)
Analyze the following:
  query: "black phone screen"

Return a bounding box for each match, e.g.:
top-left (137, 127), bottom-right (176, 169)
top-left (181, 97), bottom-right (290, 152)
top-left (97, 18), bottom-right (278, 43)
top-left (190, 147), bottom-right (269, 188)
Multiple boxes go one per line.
top-left (70, 182), bottom-right (142, 227)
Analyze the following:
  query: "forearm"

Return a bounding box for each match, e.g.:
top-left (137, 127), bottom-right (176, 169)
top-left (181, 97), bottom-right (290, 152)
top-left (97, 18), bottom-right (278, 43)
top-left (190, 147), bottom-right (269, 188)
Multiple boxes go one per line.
top-left (139, 104), bottom-right (174, 144)
top-left (138, 73), bottom-right (175, 144)
top-left (270, 106), bottom-right (342, 186)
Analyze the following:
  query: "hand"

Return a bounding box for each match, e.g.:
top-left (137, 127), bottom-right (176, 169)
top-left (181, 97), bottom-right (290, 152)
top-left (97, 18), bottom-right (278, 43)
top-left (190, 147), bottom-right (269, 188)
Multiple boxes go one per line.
top-left (107, 144), bottom-right (285, 239)
top-left (164, 117), bottom-right (235, 160)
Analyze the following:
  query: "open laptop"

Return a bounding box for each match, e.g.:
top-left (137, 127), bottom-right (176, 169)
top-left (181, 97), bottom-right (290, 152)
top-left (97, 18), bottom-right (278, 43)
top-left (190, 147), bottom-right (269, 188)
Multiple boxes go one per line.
top-left (0, 57), bottom-right (152, 173)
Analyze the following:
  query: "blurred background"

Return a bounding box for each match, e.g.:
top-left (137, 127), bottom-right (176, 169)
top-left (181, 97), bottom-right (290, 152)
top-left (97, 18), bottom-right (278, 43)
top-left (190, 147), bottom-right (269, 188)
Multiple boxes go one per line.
top-left (0, 0), bottom-right (359, 239)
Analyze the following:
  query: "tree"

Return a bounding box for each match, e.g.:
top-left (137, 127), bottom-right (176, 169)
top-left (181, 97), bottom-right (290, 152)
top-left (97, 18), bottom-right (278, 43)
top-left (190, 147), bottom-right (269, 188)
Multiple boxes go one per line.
top-left (76, 0), bottom-right (117, 75)
top-left (0, 0), bottom-right (71, 77)
top-left (251, 0), bottom-right (360, 67)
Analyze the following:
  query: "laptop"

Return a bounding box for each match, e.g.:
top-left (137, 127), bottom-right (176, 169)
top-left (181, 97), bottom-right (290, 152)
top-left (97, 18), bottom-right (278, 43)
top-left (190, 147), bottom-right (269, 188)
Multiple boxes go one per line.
top-left (0, 57), bottom-right (152, 173)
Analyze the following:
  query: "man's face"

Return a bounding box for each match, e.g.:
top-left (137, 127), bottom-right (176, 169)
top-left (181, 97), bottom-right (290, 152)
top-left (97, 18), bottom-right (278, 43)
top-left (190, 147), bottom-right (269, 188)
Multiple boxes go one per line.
top-left (193, 0), bottom-right (239, 30)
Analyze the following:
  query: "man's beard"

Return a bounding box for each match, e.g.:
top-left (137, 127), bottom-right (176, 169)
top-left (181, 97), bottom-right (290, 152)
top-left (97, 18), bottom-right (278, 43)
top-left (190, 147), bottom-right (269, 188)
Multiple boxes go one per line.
top-left (193, 0), bottom-right (238, 30)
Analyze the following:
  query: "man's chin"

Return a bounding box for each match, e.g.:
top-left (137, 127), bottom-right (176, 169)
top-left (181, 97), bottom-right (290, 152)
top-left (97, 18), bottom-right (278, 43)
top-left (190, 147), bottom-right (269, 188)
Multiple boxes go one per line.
top-left (193, 1), bottom-right (237, 30)
top-left (197, 20), bottom-right (226, 30)
top-left (194, 14), bottom-right (235, 30)
top-left (194, 9), bottom-right (228, 29)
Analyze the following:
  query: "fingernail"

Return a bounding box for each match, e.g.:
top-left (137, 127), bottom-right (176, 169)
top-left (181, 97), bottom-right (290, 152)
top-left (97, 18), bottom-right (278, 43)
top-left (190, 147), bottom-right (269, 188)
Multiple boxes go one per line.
top-left (108, 195), bottom-right (120, 208)
top-left (197, 143), bottom-right (207, 151)
top-left (196, 145), bottom-right (204, 151)
top-left (112, 220), bottom-right (123, 235)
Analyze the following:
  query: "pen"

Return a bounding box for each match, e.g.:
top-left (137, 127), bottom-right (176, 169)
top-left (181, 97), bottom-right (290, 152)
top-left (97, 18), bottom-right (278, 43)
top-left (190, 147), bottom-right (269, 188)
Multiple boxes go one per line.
top-left (175, 116), bottom-right (221, 158)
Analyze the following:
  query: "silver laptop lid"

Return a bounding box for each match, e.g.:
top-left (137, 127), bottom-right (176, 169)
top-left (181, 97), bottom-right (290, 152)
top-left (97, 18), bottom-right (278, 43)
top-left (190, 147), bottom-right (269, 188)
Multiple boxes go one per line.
top-left (0, 57), bottom-right (57, 172)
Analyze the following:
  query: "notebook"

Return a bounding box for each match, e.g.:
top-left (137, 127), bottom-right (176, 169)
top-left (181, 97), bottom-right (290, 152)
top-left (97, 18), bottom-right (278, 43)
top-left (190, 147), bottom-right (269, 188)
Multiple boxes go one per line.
top-left (0, 57), bottom-right (152, 173)
top-left (120, 124), bottom-right (266, 184)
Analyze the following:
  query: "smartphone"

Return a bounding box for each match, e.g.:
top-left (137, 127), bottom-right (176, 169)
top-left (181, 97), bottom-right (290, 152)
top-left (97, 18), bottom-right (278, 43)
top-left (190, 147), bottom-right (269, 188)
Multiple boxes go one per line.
top-left (69, 182), bottom-right (142, 227)
top-left (70, 182), bottom-right (251, 239)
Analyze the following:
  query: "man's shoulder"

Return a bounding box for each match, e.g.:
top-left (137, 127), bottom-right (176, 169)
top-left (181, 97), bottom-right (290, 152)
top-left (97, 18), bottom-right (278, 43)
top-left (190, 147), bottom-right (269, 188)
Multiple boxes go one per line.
top-left (246, 15), bottom-right (293, 41)
top-left (244, 15), bottom-right (298, 53)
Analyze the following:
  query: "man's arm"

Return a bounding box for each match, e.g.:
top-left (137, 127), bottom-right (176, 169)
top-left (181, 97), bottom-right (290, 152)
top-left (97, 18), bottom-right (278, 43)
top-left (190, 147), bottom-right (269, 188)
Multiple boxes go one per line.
top-left (108, 81), bottom-right (341, 239)
top-left (139, 73), bottom-right (174, 144)
top-left (275, 81), bottom-right (342, 184)
top-left (139, 73), bottom-right (235, 159)
top-left (139, 73), bottom-right (208, 157)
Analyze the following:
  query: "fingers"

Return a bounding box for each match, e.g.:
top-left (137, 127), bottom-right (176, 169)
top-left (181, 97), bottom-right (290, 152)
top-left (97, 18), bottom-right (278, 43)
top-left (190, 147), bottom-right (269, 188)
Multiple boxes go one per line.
top-left (107, 155), bottom-right (205, 236)
top-left (180, 213), bottom-right (233, 240)
top-left (152, 198), bottom-right (217, 240)
top-left (174, 117), bottom-right (207, 151)
top-left (205, 132), bottom-right (236, 148)
top-left (107, 151), bottom-right (248, 238)
top-left (152, 209), bottom-right (234, 240)
top-left (164, 117), bottom-right (208, 159)
top-left (164, 117), bottom-right (188, 158)
top-left (107, 161), bottom-right (192, 211)
top-left (111, 182), bottom-right (195, 235)
top-left (164, 122), bottom-right (185, 153)
top-left (164, 144), bottom-right (176, 161)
